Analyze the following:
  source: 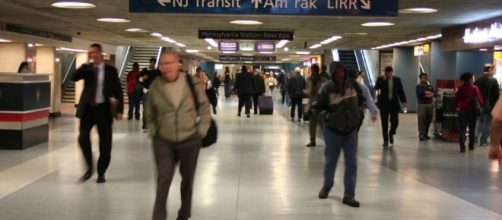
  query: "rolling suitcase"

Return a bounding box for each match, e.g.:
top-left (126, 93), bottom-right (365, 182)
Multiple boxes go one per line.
top-left (259, 96), bottom-right (273, 115)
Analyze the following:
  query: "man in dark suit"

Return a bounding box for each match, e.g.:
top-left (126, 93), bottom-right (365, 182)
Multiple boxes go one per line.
top-left (72, 43), bottom-right (124, 183)
top-left (374, 66), bottom-right (407, 148)
top-left (234, 65), bottom-right (255, 118)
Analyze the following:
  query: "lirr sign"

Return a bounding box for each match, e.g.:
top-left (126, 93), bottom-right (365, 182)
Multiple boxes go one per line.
top-left (130, 0), bottom-right (398, 17)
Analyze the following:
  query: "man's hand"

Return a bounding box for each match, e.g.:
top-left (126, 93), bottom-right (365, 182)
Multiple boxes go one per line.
top-left (115, 113), bottom-right (123, 120)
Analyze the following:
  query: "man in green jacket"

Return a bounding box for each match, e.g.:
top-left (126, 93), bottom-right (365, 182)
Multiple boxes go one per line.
top-left (145, 52), bottom-right (211, 220)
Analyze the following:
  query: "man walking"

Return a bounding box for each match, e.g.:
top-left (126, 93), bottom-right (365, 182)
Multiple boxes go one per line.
top-left (305, 64), bottom-right (328, 147)
top-left (287, 70), bottom-right (306, 121)
top-left (72, 43), bottom-right (124, 183)
top-left (253, 70), bottom-right (266, 115)
top-left (374, 66), bottom-right (407, 148)
top-left (145, 52), bottom-right (211, 220)
top-left (475, 64), bottom-right (500, 146)
top-left (234, 65), bottom-right (255, 118)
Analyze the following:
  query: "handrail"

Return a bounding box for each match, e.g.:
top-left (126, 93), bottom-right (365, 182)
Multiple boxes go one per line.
top-left (62, 55), bottom-right (76, 86)
top-left (118, 46), bottom-right (132, 78)
top-left (155, 46), bottom-right (162, 68)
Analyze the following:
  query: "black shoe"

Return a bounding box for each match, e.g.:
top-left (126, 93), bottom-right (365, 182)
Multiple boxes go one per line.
top-left (460, 146), bottom-right (466, 153)
top-left (318, 186), bottom-right (330, 199)
top-left (246, 114), bottom-right (250, 118)
top-left (127, 117), bottom-right (132, 120)
top-left (382, 142), bottom-right (388, 148)
top-left (342, 197), bottom-right (360, 207)
top-left (237, 113), bottom-right (241, 117)
top-left (389, 135), bottom-right (394, 145)
top-left (79, 170), bottom-right (93, 182)
top-left (425, 135), bottom-right (431, 139)
top-left (306, 142), bottom-right (316, 147)
top-left (254, 112), bottom-right (257, 115)
top-left (213, 109), bottom-right (217, 115)
top-left (96, 175), bottom-right (106, 183)
top-left (419, 135), bottom-right (426, 141)
top-left (135, 117), bottom-right (140, 120)
top-left (469, 145), bottom-right (476, 151)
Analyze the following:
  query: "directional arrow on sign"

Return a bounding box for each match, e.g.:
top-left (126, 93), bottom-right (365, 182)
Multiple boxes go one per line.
top-left (251, 0), bottom-right (262, 9)
top-left (360, 0), bottom-right (371, 10)
top-left (158, 0), bottom-right (171, 7)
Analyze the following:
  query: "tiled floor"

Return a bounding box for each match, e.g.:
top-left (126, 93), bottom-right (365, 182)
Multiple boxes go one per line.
top-left (0, 90), bottom-right (501, 220)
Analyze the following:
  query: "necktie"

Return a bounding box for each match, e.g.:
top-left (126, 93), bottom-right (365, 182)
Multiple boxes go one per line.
top-left (90, 66), bottom-right (98, 106)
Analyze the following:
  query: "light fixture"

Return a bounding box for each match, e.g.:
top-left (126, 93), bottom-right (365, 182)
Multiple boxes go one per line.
top-left (161, 37), bottom-right (176, 43)
top-left (205, 38), bottom-right (218, 47)
top-left (0, 38), bottom-right (12, 43)
top-left (276, 40), bottom-right (289, 49)
top-left (296, 51), bottom-right (310, 55)
top-left (479, 48), bottom-right (488, 52)
top-left (176, 43), bottom-right (186, 47)
top-left (260, 52), bottom-right (273, 54)
top-left (223, 51), bottom-right (235, 54)
top-left (207, 46), bottom-right (212, 50)
top-left (281, 58), bottom-right (291, 61)
top-left (284, 47), bottom-right (289, 52)
top-left (55, 57), bottom-right (61, 62)
top-left (343, 32), bottom-right (368, 36)
top-left (373, 33), bottom-right (442, 49)
top-left (97, 18), bottom-right (130, 23)
top-left (230, 20), bottom-right (262, 25)
top-left (309, 44), bottom-right (322, 49)
top-left (400, 7), bottom-right (438, 14)
top-left (126, 28), bottom-right (148, 32)
top-left (151, 32), bottom-right (162, 37)
top-left (27, 43), bottom-right (34, 48)
top-left (56, 47), bottom-right (87, 53)
top-left (320, 35), bottom-right (342, 45)
top-left (35, 43), bottom-right (44, 47)
top-left (51, 1), bottom-right (96, 9)
top-left (186, 49), bottom-right (199, 53)
top-left (361, 22), bottom-right (395, 27)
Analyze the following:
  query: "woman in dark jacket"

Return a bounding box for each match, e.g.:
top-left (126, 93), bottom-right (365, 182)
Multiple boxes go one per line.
top-left (455, 72), bottom-right (484, 152)
top-left (224, 67), bottom-right (232, 98)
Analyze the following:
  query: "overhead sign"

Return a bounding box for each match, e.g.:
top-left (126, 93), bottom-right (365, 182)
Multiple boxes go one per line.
top-left (199, 30), bottom-right (294, 40)
top-left (463, 22), bottom-right (502, 44)
top-left (240, 41), bottom-right (255, 51)
top-left (255, 41), bottom-right (275, 52)
top-left (220, 55), bottom-right (276, 62)
top-left (4, 23), bottom-right (72, 42)
top-left (130, 0), bottom-right (398, 17)
top-left (218, 41), bottom-right (239, 52)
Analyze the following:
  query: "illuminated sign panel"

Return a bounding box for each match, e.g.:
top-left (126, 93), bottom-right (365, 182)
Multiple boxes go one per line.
top-left (463, 22), bottom-right (502, 44)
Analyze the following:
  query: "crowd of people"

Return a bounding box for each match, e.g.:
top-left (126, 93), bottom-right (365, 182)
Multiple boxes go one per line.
top-left (71, 43), bottom-right (502, 220)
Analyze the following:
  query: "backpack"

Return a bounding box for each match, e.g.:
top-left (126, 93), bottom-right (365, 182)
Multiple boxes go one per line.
top-left (186, 76), bottom-right (218, 148)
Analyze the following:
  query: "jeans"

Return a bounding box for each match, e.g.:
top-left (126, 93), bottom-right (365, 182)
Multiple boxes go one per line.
top-left (323, 128), bottom-right (358, 198)
top-left (238, 94), bottom-right (252, 115)
top-left (475, 113), bottom-right (492, 144)
top-left (290, 97), bottom-right (303, 119)
top-left (127, 93), bottom-right (141, 119)
top-left (458, 111), bottom-right (477, 150)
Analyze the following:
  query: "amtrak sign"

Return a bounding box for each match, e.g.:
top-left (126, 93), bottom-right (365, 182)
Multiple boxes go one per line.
top-left (130, 0), bottom-right (398, 17)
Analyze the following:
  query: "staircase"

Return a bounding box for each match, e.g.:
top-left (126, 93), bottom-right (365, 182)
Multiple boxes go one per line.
top-left (338, 50), bottom-right (358, 72)
top-left (120, 46), bottom-right (161, 104)
top-left (62, 81), bottom-right (76, 103)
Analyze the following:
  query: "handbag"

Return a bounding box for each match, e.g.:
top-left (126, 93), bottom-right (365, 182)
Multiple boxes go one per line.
top-left (186, 75), bottom-right (217, 148)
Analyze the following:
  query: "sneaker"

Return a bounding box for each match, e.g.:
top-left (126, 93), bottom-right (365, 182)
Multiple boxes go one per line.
top-left (318, 186), bottom-right (330, 199)
top-left (342, 197), bottom-right (360, 207)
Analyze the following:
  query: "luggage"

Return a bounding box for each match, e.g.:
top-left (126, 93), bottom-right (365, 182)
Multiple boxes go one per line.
top-left (259, 96), bottom-right (273, 115)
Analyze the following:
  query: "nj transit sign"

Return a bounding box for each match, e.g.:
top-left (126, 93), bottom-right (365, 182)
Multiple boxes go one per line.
top-left (130, 0), bottom-right (398, 17)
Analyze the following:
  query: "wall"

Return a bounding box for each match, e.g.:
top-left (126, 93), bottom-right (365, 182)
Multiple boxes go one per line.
top-left (456, 51), bottom-right (493, 77)
top-left (393, 47), bottom-right (420, 112)
top-left (0, 43), bottom-right (25, 72)
top-left (74, 52), bottom-right (88, 106)
top-left (431, 41), bottom-right (457, 83)
top-left (36, 46), bottom-right (61, 115)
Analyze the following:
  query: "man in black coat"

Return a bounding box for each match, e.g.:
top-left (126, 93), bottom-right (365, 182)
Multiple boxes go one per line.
top-left (235, 65), bottom-right (255, 118)
top-left (72, 43), bottom-right (124, 183)
top-left (374, 66), bottom-right (407, 148)
top-left (252, 70), bottom-right (266, 114)
top-left (474, 64), bottom-right (500, 146)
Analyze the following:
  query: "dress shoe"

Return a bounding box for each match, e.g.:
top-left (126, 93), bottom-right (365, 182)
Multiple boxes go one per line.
top-left (389, 135), bottom-right (394, 145)
top-left (246, 114), bottom-right (250, 118)
top-left (318, 186), bottom-right (330, 199)
top-left (237, 113), bottom-right (241, 117)
top-left (382, 142), bottom-right (389, 148)
top-left (306, 142), bottom-right (316, 147)
top-left (469, 145), bottom-right (476, 151)
top-left (96, 175), bottom-right (106, 183)
top-left (342, 197), bottom-right (360, 207)
top-left (79, 171), bottom-right (93, 182)
top-left (425, 135), bottom-right (431, 139)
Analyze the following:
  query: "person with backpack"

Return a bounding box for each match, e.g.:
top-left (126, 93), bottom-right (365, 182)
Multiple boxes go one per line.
top-left (311, 62), bottom-right (366, 208)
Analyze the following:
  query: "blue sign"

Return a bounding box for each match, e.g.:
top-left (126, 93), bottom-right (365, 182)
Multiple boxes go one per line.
top-left (255, 41), bottom-right (275, 52)
top-left (218, 41), bottom-right (239, 52)
top-left (130, 0), bottom-right (398, 17)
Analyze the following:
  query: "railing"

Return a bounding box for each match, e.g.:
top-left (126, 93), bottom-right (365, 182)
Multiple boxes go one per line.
top-left (118, 46), bottom-right (132, 78)
top-left (61, 54), bottom-right (76, 92)
top-left (354, 49), bottom-right (376, 97)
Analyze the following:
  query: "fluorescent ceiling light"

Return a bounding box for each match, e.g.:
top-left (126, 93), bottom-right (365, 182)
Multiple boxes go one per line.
top-left (27, 43), bottom-right (34, 48)
top-left (372, 33), bottom-right (442, 49)
top-left (343, 32), bottom-right (368, 36)
top-left (151, 32), bottom-right (163, 37)
top-left (205, 38), bottom-right (218, 47)
top-left (97, 18), bottom-right (130, 23)
top-left (51, 1), bottom-right (96, 9)
top-left (0, 38), bottom-right (12, 42)
top-left (284, 47), bottom-right (289, 52)
top-left (229, 20), bottom-right (263, 25)
top-left (296, 51), bottom-right (310, 55)
top-left (260, 52), bottom-right (273, 54)
top-left (400, 8), bottom-right (438, 14)
top-left (320, 35), bottom-right (342, 45)
top-left (361, 22), bottom-right (395, 27)
top-left (309, 44), bottom-right (322, 49)
top-left (276, 40), bottom-right (289, 49)
top-left (161, 37), bottom-right (176, 43)
top-left (35, 43), bottom-right (44, 47)
top-left (57, 47), bottom-right (87, 53)
top-left (207, 46), bottom-right (212, 50)
top-left (176, 43), bottom-right (186, 47)
top-left (479, 48), bottom-right (488, 51)
top-left (186, 49), bottom-right (199, 53)
top-left (223, 51), bottom-right (235, 54)
top-left (126, 28), bottom-right (148, 32)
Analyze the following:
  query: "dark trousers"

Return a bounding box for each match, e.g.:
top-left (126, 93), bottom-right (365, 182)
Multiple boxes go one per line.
top-left (323, 128), bottom-right (358, 198)
top-left (291, 97), bottom-right (303, 119)
top-left (252, 93), bottom-right (264, 114)
top-left (458, 111), bottom-right (477, 150)
top-left (417, 104), bottom-right (433, 137)
top-left (238, 94), bottom-right (252, 115)
top-left (152, 135), bottom-right (201, 220)
top-left (309, 114), bottom-right (319, 142)
top-left (379, 107), bottom-right (399, 142)
top-left (128, 93), bottom-right (141, 119)
top-left (78, 104), bottom-right (113, 176)
top-left (143, 93), bottom-right (148, 129)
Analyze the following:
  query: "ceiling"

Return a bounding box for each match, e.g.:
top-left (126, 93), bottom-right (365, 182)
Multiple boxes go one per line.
top-left (0, 0), bottom-right (501, 63)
